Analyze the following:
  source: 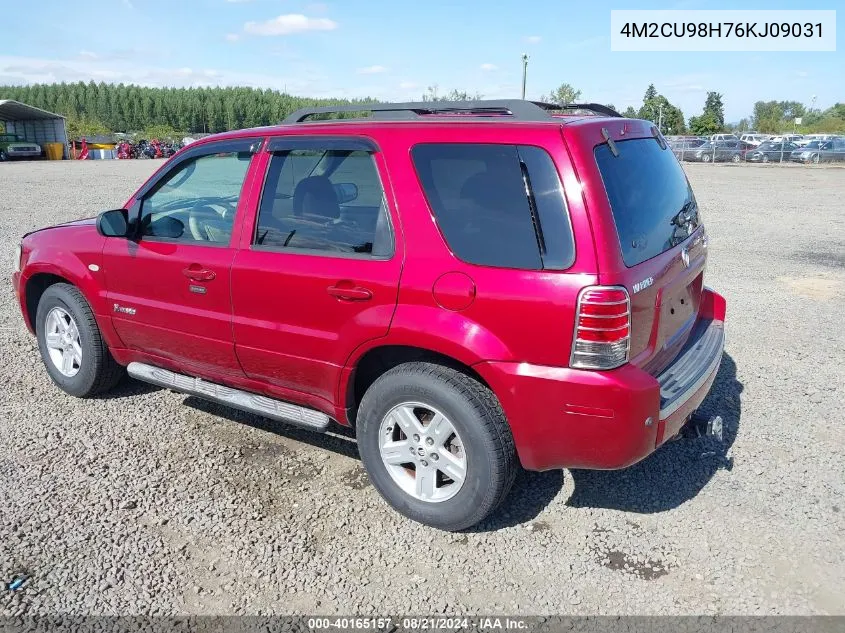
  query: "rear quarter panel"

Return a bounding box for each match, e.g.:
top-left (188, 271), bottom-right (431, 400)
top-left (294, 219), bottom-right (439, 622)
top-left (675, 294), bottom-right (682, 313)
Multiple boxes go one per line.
top-left (341, 121), bottom-right (601, 370)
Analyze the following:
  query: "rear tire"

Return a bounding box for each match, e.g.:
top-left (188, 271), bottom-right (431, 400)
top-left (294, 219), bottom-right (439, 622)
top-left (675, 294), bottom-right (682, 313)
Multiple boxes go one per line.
top-left (356, 362), bottom-right (518, 531)
top-left (702, 154), bottom-right (712, 163)
top-left (35, 283), bottom-right (124, 397)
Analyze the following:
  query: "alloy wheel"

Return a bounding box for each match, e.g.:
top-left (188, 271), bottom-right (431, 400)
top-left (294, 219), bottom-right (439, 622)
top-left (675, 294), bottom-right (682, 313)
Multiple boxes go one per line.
top-left (44, 307), bottom-right (82, 377)
top-left (378, 402), bottom-right (467, 502)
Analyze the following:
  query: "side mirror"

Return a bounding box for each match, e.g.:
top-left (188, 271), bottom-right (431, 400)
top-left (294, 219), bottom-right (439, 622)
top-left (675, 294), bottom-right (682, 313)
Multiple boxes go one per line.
top-left (333, 182), bottom-right (359, 204)
top-left (96, 209), bottom-right (130, 237)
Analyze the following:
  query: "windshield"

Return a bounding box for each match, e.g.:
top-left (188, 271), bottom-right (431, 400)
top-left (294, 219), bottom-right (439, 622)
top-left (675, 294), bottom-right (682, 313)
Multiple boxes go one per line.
top-left (803, 141), bottom-right (822, 149)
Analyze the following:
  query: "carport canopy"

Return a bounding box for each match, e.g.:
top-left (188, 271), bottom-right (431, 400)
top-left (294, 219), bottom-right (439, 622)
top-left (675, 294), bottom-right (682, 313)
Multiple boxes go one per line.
top-left (0, 99), bottom-right (68, 158)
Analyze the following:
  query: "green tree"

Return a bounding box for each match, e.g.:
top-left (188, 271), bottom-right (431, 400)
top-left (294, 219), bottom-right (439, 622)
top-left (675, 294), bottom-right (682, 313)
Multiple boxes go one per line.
top-left (688, 111), bottom-right (721, 136)
top-left (636, 85), bottom-right (686, 134)
top-left (703, 92), bottom-right (725, 128)
top-left (540, 83), bottom-right (582, 106)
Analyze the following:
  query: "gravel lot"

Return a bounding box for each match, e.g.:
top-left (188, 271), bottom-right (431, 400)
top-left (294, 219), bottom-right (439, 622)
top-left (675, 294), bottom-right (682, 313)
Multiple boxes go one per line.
top-left (1, 160), bottom-right (843, 616)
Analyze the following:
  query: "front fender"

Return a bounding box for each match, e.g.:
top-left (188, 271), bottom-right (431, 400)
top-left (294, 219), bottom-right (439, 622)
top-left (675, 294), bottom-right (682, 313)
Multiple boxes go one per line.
top-left (19, 233), bottom-right (120, 349)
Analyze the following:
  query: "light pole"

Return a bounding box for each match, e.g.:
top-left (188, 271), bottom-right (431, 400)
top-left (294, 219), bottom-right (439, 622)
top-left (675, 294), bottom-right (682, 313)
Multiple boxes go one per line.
top-left (521, 54), bottom-right (529, 100)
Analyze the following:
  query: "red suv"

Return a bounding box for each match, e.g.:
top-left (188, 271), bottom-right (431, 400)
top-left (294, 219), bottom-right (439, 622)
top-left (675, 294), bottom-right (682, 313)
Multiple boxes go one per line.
top-left (12, 100), bottom-right (725, 531)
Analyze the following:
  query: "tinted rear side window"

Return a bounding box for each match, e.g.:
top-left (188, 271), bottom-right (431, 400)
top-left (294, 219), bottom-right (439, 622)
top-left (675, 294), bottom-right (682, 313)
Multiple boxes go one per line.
top-left (411, 143), bottom-right (574, 270)
top-left (595, 138), bottom-right (699, 267)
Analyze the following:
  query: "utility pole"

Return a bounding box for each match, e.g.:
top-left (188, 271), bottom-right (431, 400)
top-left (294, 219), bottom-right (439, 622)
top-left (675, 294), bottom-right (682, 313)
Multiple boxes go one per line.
top-left (658, 104), bottom-right (664, 133)
top-left (521, 54), bottom-right (529, 100)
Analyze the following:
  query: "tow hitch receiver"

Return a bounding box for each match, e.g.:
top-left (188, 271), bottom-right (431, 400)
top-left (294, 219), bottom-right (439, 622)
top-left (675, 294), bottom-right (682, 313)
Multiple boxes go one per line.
top-left (683, 413), bottom-right (724, 441)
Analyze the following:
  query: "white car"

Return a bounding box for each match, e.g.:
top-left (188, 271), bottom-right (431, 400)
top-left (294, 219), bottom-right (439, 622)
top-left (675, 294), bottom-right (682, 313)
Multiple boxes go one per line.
top-left (739, 133), bottom-right (769, 146)
top-left (769, 134), bottom-right (803, 145)
top-left (711, 133), bottom-right (739, 142)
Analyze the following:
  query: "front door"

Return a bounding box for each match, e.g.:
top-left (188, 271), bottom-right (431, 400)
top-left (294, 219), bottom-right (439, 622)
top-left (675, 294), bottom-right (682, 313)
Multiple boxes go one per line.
top-left (102, 138), bottom-right (260, 377)
top-left (230, 137), bottom-right (403, 404)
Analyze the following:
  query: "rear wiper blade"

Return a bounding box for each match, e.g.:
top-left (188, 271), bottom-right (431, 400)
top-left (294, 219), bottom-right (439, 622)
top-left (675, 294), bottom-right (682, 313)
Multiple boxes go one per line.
top-left (671, 200), bottom-right (697, 227)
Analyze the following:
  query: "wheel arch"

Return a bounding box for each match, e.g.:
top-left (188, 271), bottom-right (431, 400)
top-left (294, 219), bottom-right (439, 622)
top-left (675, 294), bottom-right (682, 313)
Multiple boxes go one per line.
top-left (343, 344), bottom-right (493, 426)
top-left (24, 272), bottom-right (74, 332)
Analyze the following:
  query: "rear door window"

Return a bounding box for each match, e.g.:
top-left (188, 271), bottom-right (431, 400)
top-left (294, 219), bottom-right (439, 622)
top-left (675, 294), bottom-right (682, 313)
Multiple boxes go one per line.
top-left (595, 137), bottom-right (699, 267)
top-left (410, 143), bottom-right (574, 270)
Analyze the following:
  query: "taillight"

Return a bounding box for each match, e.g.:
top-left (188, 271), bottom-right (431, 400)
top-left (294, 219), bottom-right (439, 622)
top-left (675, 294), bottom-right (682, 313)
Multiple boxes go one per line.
top-left (570, 286), bottom-right (631, 370)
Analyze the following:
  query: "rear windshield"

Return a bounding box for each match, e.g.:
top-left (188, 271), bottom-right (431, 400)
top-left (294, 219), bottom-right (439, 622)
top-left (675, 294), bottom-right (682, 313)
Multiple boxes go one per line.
top-left (595, 137), bottom-right (699, 267)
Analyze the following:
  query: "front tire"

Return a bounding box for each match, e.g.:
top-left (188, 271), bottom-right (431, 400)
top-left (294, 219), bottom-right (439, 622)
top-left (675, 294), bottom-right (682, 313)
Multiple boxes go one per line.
top-left (356, 362), bottom-right (518, 531)
top-left (35, 283), bottom-right (124, 397)
top-left (701, 154), bottom-right (712, 163)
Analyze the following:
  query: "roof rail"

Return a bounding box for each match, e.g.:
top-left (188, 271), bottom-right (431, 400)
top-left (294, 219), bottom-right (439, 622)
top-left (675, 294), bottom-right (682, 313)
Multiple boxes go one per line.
top-left (282, 100), bottom-right (622, 124)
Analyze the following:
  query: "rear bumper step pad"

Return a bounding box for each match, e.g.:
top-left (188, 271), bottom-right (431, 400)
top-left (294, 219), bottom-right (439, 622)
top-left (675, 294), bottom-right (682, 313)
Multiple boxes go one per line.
top-left (657, 319), bottom-right (724, 419)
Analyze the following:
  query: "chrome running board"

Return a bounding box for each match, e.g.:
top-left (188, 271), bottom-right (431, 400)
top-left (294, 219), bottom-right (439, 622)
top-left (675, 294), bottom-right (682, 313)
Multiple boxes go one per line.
top-left (127, 362), bottom-right (331, 432)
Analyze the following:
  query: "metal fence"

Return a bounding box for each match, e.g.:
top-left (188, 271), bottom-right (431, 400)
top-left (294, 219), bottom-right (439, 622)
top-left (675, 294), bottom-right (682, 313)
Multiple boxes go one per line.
top-left (666, 135), bottom-right (845, 167)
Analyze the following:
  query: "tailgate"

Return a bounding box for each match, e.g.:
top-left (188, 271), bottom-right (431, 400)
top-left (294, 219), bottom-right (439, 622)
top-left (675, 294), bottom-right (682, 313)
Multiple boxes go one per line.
top-left (592, 133), bottom-right (708, 376)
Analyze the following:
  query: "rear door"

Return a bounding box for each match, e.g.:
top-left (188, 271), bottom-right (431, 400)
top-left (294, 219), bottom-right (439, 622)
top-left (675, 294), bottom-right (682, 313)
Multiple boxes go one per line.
top-left (230, 136), bottom-right (403, 404)
top-left (102, 138), bottom-right (259, 377)
top-left (590, 132), bottom-right (707, 375)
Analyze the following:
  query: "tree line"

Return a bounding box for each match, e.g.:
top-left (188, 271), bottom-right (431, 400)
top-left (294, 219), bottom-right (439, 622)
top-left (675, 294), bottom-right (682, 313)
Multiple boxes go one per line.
top-left (1, 80), bottom-right (843, 140)
top-left (539, 82), bottom-right (845, 136)
top-left (0, 81), bottom-right (380, 140)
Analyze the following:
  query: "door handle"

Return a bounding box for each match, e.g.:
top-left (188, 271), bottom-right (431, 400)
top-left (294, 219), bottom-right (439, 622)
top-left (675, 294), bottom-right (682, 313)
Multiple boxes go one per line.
top-left (182, 265), bottom-right (216, 281)
top-left (327, 284), bottom-right (373, 301)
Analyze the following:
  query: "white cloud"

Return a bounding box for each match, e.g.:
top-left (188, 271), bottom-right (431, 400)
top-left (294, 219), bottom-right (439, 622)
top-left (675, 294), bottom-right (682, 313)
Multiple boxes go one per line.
top-left (480, 63), bottom-right (497, 72)
top-left (225, 33), bottom-right (240, 42)
top-left (524, 35), bottom-right (542, 43)
top-left (78, 50), bottom-right (98, 60)
top-left (398, 81), bottom-right (418, 89)
top-left (357, 65), bottom-right (388, 75)
top-left (243, 14), bottom-right (338, 36)
top-left (0, 54), bottom-right (328, 95)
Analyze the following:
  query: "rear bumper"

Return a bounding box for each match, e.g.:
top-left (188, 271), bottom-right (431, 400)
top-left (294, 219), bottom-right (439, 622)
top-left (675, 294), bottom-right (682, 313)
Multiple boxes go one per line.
top-left (475, 288), bottom-right (726, 471)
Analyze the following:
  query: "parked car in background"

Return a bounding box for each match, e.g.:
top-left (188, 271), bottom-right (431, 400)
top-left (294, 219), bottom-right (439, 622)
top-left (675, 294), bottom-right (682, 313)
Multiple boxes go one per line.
top-left (790, 138), bottom-right (845, 163)
top-left (711, 133), bottom-right (739, 143)
top-left (769, 134), bottom-right (803, 145)
top-left (739, 134), bottom-right (769, 146)
top-left (668, 138), bottom-right (705, 159)
top-left (11, 99), bottom-right (726, 531)
top-left (686, 140), bottom-right (742, 163)
top-left (795, 134), bottom-right (840, 147)
top-left (737, 141), bottom-right (757, 160)
top-left (0, 133), bottom-right (42, 161)
top-left (746, 141), bottom-right (799, 162)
